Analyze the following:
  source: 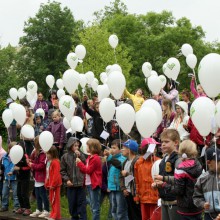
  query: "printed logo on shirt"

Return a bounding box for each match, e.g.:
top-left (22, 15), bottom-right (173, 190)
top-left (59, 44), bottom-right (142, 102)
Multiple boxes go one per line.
top-left (165, 162), bottom-right (172, 173)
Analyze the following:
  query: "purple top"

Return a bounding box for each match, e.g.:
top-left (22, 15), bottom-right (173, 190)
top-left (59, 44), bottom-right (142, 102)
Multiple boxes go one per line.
top-left (34, 100), bottom-right (49, 113)
top-left (161, 89), bottom-right (179, 111)
top-left (190, 80), bottom-right (206, 99)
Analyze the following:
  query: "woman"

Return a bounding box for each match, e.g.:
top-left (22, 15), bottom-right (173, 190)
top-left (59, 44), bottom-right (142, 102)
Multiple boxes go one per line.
top-left (34, 92), bottom-right (48, 116)
top-left (47, 90), bottom-right (58, 110)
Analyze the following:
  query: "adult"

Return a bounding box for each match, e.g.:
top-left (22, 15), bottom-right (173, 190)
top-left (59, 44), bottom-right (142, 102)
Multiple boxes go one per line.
top-left (47, 90), bottom-right (58, 110)
top-left (190, 76), bottom-right (206, 99)
top-left (34, 92), bottom-right (48, 116)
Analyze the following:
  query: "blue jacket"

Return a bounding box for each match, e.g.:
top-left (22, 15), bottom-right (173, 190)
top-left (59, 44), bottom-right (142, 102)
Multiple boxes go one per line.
top-left (107, 153), bottom-right (126, 191)
top-left (2, 153), bottom-right (16, 181)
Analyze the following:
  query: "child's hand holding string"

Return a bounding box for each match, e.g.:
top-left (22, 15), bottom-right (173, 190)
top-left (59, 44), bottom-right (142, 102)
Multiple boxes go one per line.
top-left (76, 158), bottom-right (81, 164)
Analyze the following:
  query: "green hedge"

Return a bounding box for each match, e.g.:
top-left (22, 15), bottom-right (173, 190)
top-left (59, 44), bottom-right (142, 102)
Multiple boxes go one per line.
top-left (0, 98), bottom-right (7, 142)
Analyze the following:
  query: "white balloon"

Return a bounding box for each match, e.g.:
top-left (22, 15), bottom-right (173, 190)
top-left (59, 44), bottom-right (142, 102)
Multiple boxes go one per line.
top-left (56, 79), bottom-right (64, 89)
top-left (107, 71), bottom-right (126, 100)
top-left (21, 124), bottom-right (35, 139)
top-left (165, 57), bottom-right (181, 80)
top-left (142, 62), bottom-right (152, 78)
top-left (150, 70), bottom-right (158, 77)
top-left (9, 88), bottom-right (18, 100)
top-left (215, 101), bottom-right (220, 128)
top-left (9, 145), bottom-right (23, 164)
top-left (162, 63), bottom-right (167, 75)
top-left (36, 108), bottom-right (45, 119)
top-left (18, 87), bottom-right (26, 100)
top-left (63, 117), bottom-right (71, 130)
top-left (136, 107), bottom-right (158, 138)
top-left (116, 103), bottom-right (135, 134)
top-left (67, 52), bottom-right (78, 69)
top-left (106, 65), bottom-right (112, 76)
top-left (26, 91), bottom-right (37, 108)
top-left (75, 45), bottom-right (86, 60)
top-left (151, 159), bottom-right (162, 180)
top-left (63, 69), bottom-right (80, 94)
top-left (46, 75), bottom-right (55, 89)
top-left (85, 71), bottom-right (94, 84)
top-left (198, 53), bottom-right (220, 98)
top-left (158, 75), bottom-right (167, 89)
top-left (27, 81), bottom-right (38, 95)
top-left (80, 137), bottom-right (90, 155)
top-left (57, 89), bottom-right (65, 99)
top-left (2, 109), bottom-right (13, 128)
top-left (147, 75), bottom-right (162, 95)
top-left (99, 98), bottom-right (115, 123)
top-left (186, 54), bottom-right (197, 69)
top-left (9, 102), bottom-right (18, 112)
top-left (97, 84), bottom-right (110, 101)
top-left (13, 104), bottom-right (26, 126)
top-left (181, 44), bottom-right (193, 57)
top-left (39, 131), bottom-right (54, 152)
top-left (100, 72), bottom-right (108, 84)
top-left (91, 78), bottom-right (99, 92)
top-left (109, 34), bottom-right (118, 49)
top-left (59, 95), bottom-right (76, 121)
top-left (71, 116), bottom-right (84, 132)
top-left (86, 112), bottom-right (92, 120)
top-left (111, 64), bottom-right (122, 73)
top-left (79, 74), bottom-right (87, 88)
top-left (190, 97), bottom-right (215, 136)
top-left (142, 99), bottom-right (162, 127)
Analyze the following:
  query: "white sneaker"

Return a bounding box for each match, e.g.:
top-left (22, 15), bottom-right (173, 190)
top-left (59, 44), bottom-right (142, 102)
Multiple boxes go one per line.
top-left (38, 210), bottom-right (50, 218)
top-left (29, 209), bottom-right (42, 217)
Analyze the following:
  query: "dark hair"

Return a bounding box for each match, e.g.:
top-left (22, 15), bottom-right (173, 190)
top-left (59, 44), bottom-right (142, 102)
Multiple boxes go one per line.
top-left (135, 88), bottom-right (144, 96)
top-left (111, 139), bottom-right (121, 149)
top-left (139, 145), bottom-right (148, 155)
top-left (8, 142), bottom-right (17, 151)
top-left (87, 139), bottom-right (101, 155)
top-left (181, 90), bottom-right (191, 99)
top-left (168, 80), bottom-right (177, 91)
top-left (47, 146), bottom-right (59, 159)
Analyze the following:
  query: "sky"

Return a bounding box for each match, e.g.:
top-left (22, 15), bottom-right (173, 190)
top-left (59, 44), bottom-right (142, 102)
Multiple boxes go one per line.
top-left (0, 0), bottom-right (219, 47)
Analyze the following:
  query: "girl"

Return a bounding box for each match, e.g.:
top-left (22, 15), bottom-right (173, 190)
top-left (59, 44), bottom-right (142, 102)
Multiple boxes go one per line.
top-left (47, 90), bottom-right (58, 110)
top-left (155, 99), bottom-right (175, 138)
top-left (169, 101), bottom-right (190, 141)
top-left (76, 138), bottom-right (102, 220)
top-left (134, 138), bottom-right (161, 220)
top-left (173, 140), bottom-right (203, 219)
top-left (190, 76), bottom-right (206, 99)
top-left (45, 146), bottom-right (62, 220)
top-left (161, 80), bottom-right (179, 111)
top-left (28, 136), bottom-right (49, 218)
top-left (47, 110), bottom-right (66, 158)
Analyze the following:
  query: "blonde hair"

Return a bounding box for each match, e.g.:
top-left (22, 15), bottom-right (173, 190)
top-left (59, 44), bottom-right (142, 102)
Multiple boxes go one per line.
top-left (52, 110), bottom-right (61, 118)
top-left (179, 140), bottom-right (198, 159)
top-left (162, 99), bottom-right (173, 120)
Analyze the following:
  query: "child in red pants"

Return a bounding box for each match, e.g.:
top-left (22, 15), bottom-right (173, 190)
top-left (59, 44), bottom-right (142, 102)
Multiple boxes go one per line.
top-left (45, 146), bottom-right (62, 220)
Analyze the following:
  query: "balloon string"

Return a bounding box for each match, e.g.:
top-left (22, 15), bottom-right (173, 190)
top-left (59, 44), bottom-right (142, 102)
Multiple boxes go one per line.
top-left (7, 128), bottom-right (11, 144)
top-left (203, 137), bottom-right (208, 171)
top-left (192, 69), bottom-right (199, 95)
top-left (114, 48), bottom-right (118, 64)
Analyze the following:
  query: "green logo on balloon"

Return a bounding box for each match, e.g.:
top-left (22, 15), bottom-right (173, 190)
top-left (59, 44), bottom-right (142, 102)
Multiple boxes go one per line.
top-left (28, 84), bottom-right (34, 89)
top-left (71, 56), bottom-right (77, 61)
top-left (215, 107), bottom-right (218, 115)
top-left (63, 101), bottom-right (71, 109)
top-left (190, 107), bottom-right (195, 117)
top-left (167, 63), bottom-right (175, 70)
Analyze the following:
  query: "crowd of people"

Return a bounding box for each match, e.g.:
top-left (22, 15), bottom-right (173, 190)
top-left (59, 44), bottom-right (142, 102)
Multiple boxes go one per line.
top-left (0, 76), bottom-right (220, 220)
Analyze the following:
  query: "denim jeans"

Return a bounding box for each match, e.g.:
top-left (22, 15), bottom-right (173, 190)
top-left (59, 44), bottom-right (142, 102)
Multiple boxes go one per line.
top-left (110, 191), bottom-right (128, 220)
top-left (2, 180), bottom-right (20, 209)
top-left (35, 186), bottom-right (49, 212)
top-left (87, 185), bottom-right (101, 220)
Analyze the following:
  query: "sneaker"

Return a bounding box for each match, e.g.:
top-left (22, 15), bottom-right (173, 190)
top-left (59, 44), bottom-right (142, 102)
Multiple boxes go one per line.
top-left (0, 207), bottom-right (8, 212)
top-left (15, 208), bottom-right (25, 214)
top-left (29, 209), bottom-right (42, 217)
top-left (23, 209), bottom-right (32, 216)
top-left (38, 210), bottom-right (49, 218)
top-left (13, 208), bottom-right (19, 213)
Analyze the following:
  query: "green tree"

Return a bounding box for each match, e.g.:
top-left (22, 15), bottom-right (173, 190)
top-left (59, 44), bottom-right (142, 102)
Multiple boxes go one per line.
top-left (17, 1), bottom-right (82, 92)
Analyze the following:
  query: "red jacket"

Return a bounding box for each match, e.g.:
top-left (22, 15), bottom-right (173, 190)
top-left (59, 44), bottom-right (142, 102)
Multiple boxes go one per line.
top-left (77, 154), bottom-right (102, 189)
top-left (45, 159), bottom-right (62, 189)
top-left (187, 118), bottom-right (212, 146)
top-left (30, 150), bottom-right (47, 183)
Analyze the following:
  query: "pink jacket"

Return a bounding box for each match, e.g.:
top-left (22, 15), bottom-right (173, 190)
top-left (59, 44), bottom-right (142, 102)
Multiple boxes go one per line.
top-left (0, 136), bottom-right (6, 160)
top-left (190, 80), bottom-right (206, 99)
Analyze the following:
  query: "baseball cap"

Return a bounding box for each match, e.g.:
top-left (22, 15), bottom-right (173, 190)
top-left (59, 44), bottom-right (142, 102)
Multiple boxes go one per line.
top-left (141, 138), bottom-right (160, 148)
top-left (206, 147), bottom-right (220, 161)
top-left (122, 139), bottom-right (138, 152)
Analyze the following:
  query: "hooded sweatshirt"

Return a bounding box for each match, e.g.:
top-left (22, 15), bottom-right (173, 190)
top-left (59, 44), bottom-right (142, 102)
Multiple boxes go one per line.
top-left (60, 137), bottom-right (86, 187)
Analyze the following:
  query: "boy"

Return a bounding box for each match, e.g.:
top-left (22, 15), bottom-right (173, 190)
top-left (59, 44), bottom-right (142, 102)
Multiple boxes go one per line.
top-left (34, 113), bottom-right (47, 137)
top-left (193, 147), bottom-right (220, 220)
top-left (60, 137), bottom-right (87, 220)
top-left (153, 129), bottom-right (180, 220)
top-left (104, 139), bottom-right (128, 220)
top-left (120, 139), bottom-right (141, 220)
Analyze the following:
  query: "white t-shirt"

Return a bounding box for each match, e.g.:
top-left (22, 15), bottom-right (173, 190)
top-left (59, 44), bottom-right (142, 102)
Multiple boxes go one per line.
top-left (85, 160), bottom-right (91, 185)
top-left (124, 159), bottom-right (133, 192)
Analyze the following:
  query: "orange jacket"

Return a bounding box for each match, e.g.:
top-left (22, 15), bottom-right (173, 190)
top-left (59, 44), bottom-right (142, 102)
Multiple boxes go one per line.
top-left (134, 156), bottom-right (160, 204)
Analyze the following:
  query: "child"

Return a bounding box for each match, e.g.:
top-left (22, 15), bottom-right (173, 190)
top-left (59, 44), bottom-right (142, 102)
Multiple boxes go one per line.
top-left (193, 147), bottom-right (220, 220)
top-left (134, 138), bottom-right (161, 220)
top-left (153, 129), bottom-right (180, 220)
top-left (28, 136), bottom-right (49, 218)
top-left (181, 90), bottom-right (191, 115)
top-left (190, 76), bottom-right (206, 99)
top-left (120, 139), bottom-right (141, 220)
top-left (0, 136), bottom-right (6, 202)
top-left (47, 110), bottom-right (66, 158)
top-left (104, 139), bottom-right (128, 220)
top-left (15, 141), bottom-right (31, 216)
top-left (76, 138), bottom-right (102, 220)
top-left (169, 101), bottom-right (190, 141)
top-left (171, 140), bottom-right (203, 219)
top-left (45, 146), bottom-right (62, 220)
top-left (0, 142), bottom-right (19, 212)
top-left (60, 137), bottom-right (87, 220)
top-left (34, 113), bottom-right (47, 137)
